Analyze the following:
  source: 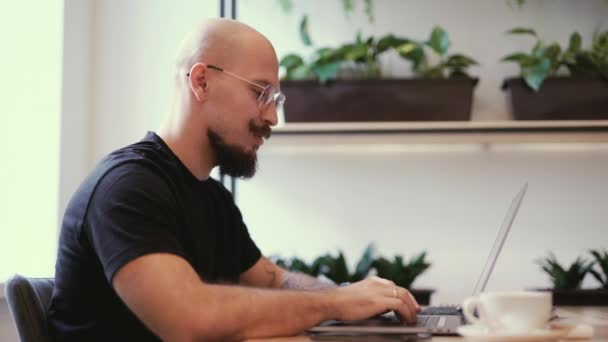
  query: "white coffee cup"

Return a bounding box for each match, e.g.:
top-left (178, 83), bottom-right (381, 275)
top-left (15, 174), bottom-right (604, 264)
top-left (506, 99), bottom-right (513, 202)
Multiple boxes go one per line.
top-left (462, 291), bottom-right (552, 333)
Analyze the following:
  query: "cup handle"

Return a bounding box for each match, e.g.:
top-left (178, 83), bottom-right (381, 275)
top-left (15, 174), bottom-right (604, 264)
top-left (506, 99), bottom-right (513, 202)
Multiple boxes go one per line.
top-left (462, 297), bottom-right (483, 325)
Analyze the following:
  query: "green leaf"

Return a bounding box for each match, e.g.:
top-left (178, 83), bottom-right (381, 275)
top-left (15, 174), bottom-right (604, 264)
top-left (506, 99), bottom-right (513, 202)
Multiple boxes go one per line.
top-left (396, 42), bottom-right (417, 55)
top-left (522, 57), bottom-right (551, 91)
top-left (299, 15), bottom-right (312, 47)
top-left (290, 257), bottom-right (312, 274)
top-left (567, 32), bottom-right (582, 54)
top-left (421, 65), bottom-right (444, 78)
top-left (353, 244), bottom-right (376, 281)
top-left (329, 251), bottom-right (351, 284)
top-left (372, 252), bottom-right (430, 288)
top-left (314, 47), bottom-right (335, 61)
top-left (409, 47), bottom-right (428, 74)
top-left (356, 31), bottom-right (363, 44)
top-left (312, 61), bottom-right (341, 83)
top-left (427, 26), bottom-right (450, 56)
top-left (593, 29), bottom-right (608, 50)
top-left (537, 253), bottom-right (594, 289)
top-left (376, 34), bottom-right (410, 53)
top-left (445, 54), bottom-right (479, 68)
top-left (290, 64), bottom-right (312, 79)
top-left (590, 269), bottom-right (608, 289)
top-left (345, 44), bottom-right (369, 61)
top-left (546, 43), bottom-right (561, 60)
top-left (545, 43), bottom-right (562, 72)
top-left (506, 27), bottom-right (538, 37)
top-left (276, 0), bottom-right (293, 14)
top-left (341, 0), bottom-right (355, 17)
top-left (364, 0), bottom-right (374, 23)
top-left (589, 249), bottom-right (608, 288)
top-left (279, 53), bottom-right (305, 70)
top-left (501, 53), bottom-right (536, 67)
top-left (532, 41), bottom-right (547, 58)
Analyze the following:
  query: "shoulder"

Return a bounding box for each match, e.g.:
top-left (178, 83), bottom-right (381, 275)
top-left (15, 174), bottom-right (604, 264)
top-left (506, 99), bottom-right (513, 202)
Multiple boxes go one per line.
top-left (93, 160), bottom-right (176, 205)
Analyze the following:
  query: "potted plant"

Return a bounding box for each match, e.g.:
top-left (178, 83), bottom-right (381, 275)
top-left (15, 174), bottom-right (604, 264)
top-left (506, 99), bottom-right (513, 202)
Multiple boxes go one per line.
top-left (589, 249), bottom-right (608, 295)
top-left (271, 245), bottom-right (435, 304)
top-left (534, 252), bottom-right (607, 306)
top-left (372, 251), bottom-right (434, 305)
top-left (501, 28), bottom-right (608, 120)
top-left (279, 22), bottom-right (479, 122)
top-left (312, 243), bottom-right (376, 284)
top-left (271, 244), bottom-right (376, 285)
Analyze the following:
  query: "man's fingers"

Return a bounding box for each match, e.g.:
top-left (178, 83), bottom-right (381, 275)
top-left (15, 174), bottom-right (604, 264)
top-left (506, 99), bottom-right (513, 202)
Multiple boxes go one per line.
top-left (396, 287), bottom-right (418, 324)
top-left (386, 295), bottom-right (416, 324)
top-left (407, 290), bottom-right (421, 312)
top-left (397, 287), bottom-right (420, 312)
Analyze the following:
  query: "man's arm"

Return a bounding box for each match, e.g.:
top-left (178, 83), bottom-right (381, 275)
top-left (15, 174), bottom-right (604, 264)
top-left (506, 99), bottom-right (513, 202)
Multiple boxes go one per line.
top-left (240, 257), bottom-right (337, 290)
top-left (113, 253), bottom-right (419, 341)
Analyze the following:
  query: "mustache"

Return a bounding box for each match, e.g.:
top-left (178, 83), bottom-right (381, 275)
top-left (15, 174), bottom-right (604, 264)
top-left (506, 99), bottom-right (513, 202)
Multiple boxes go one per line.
top-left (249, 121), bottom-right (272, 139)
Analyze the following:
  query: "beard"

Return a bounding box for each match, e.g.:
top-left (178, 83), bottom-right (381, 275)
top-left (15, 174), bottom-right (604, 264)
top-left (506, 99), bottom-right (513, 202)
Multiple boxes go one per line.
top-left (207, 119), bottom-right (271, 179)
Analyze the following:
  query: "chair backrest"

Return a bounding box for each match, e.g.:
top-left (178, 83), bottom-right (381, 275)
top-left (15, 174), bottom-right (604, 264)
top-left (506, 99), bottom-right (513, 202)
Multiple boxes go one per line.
top-left (5, 274), bottom-right (54, 342)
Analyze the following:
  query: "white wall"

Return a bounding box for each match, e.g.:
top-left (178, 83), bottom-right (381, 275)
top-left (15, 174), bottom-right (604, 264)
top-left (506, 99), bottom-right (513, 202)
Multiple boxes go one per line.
top-left (0, 0), bottom-right (64, 282)
top-left (61, 0), bottom-right (608, 305)
top-left (59, 0), bottom-right (94, 226)
top-left (91, 0), bottom-right (219, 164)
top-left (243, 142), bottom-right (608, 304)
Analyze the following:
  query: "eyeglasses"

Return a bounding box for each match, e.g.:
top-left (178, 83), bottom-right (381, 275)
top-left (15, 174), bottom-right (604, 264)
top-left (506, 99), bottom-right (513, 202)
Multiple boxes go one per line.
top-left (187, 65), bottom-right (286, 110)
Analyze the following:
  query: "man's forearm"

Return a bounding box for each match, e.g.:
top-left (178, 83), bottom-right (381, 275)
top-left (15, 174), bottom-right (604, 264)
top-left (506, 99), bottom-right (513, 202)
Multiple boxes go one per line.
top-left (192, 284), bottom-right (338, 340)
top-left (280, 271), bottom-right (338, 290)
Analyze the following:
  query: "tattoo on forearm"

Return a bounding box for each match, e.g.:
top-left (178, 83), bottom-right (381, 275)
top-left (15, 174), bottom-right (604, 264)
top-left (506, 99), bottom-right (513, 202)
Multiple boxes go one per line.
top-left (263, 262), bottom-right (277, 287)
top-left (280, 271), bottom-right (337, 290)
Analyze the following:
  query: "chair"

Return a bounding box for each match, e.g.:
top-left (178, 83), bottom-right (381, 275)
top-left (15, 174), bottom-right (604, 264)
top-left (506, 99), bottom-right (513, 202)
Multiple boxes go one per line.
top-left (5, 274), bottom-right (54, 342)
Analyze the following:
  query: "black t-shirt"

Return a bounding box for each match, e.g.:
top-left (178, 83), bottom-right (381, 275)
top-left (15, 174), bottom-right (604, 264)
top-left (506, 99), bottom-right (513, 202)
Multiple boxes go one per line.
top-left (47, 132), bottom-right (261, 341)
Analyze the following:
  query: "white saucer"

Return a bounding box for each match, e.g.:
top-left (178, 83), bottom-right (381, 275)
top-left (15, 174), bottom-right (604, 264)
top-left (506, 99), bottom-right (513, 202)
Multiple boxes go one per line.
top-left (457, 324), bottom-right (569, 342)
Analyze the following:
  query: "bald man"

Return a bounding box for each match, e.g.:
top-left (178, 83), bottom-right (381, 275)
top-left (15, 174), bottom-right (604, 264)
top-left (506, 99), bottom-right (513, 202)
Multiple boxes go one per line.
top-left (47, 19), bottom-right (419, 341)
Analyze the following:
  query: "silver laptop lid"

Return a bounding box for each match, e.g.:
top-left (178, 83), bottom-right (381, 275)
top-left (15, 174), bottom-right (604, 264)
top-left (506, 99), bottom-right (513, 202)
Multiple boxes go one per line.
top-left (471, 183), bottom-right (527, 296)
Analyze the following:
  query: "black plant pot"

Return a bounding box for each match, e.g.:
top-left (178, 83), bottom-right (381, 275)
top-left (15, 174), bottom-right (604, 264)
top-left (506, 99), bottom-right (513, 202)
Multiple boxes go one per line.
top-left (408, 288), bottom-right (435, 306)
top-left (281, 78), bottom-right (478, 122)
top-left (534, 288), bottom-right (608, 306)
top-left (502, 76), bottom-right (608, 120)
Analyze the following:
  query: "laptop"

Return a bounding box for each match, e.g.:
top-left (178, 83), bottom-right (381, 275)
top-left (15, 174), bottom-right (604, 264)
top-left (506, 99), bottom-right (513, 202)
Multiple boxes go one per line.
top-left (308, 183), bottom-right (528, 337)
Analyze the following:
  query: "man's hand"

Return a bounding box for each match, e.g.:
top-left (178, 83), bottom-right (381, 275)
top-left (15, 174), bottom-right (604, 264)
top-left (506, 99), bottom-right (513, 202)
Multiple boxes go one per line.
top-left (328, 276), bottom-right (421, 324)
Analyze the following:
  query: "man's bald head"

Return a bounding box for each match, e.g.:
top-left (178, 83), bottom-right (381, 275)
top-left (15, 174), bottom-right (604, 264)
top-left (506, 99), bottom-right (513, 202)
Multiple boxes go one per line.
top-left (174, 18), bottom-right (278, 84)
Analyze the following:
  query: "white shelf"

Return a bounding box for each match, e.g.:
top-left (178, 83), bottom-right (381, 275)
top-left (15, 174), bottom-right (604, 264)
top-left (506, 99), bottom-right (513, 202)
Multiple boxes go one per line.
top-left (269, 120), bottom-right (608, 145)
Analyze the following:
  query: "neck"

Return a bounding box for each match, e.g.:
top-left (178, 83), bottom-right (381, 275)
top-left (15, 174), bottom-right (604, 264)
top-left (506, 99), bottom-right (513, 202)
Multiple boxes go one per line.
top-left (157, 97), bottom-right (216, 181)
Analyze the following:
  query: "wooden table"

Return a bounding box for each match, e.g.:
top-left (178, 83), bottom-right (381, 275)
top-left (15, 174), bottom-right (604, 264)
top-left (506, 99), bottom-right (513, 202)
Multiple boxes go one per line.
top-left (246, 307), bottom-right (608, 341)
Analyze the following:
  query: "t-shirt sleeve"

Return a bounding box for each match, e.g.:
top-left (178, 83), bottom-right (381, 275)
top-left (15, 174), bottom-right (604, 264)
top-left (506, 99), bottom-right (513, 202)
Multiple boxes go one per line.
top-left (219, 185), bottom-right (261, 274)
top-left (237, 217), bottom-right (262, 274)
top-left (85, 162), bottom-right (186, 282)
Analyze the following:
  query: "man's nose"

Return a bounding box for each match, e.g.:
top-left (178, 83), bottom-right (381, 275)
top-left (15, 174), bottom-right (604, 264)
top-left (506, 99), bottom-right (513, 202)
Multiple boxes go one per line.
top-left (261, 103), bottom-right (279, 127)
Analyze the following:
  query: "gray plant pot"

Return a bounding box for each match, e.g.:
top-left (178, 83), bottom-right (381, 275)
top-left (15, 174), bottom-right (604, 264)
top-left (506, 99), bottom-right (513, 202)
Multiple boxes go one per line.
top-left (408, 288), bottom-right (435, 306)
top-left (281, 78), bottom-right (478, 122)
top-left (502, 76), bottom-right (608, 120)
top-left (533, 288), bottom-right (608, 306)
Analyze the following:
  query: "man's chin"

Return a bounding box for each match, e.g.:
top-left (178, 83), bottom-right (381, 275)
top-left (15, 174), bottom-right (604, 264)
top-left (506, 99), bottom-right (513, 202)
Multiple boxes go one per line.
top-left (208, 129), bottom-right (259, 179)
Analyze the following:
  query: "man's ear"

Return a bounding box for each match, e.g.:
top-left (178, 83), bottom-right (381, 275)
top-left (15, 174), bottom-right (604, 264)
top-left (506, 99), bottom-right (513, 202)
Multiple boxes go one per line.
top-left (187, 63), bottom-right (209, 102)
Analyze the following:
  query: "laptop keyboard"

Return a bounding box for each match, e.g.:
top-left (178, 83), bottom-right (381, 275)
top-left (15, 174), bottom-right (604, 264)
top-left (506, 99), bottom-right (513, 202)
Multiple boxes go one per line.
top-left (418, 305), bottom-right (462, 316)
top-left (416, 315), bottom-right (439, 327)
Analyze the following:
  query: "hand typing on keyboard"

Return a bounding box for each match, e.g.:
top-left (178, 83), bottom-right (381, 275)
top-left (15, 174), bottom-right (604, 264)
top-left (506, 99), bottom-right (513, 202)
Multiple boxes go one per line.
top-left (330, 276), bottom-right (421, 325)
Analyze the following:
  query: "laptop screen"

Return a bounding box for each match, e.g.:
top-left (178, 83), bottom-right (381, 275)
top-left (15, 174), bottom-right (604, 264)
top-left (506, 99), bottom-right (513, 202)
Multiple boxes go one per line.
top-left (471, 183), bottom-right (527, 296)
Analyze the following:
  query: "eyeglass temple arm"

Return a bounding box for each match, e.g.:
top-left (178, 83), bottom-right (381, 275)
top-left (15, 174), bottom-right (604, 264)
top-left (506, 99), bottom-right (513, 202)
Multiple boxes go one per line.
top-left (186, 65), bottom-right (223, 77)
